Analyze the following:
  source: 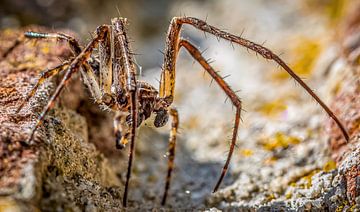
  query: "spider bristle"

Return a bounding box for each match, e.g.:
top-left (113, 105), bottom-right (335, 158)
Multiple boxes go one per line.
top-left (221, 74), bottom-right (231, 80)
top-left (209, 78), bottom-right (214, 87)
top-left (56, 56), bottom-right (64, 63)
top-left (230, 41), bottom-right (235, 50)
top-left (154, 78), bottom-right (160, 84)
top-left (158, 49), bottom-right (165, 55)
top-left (239, 28), bottom-right (246, 38)
top-left (200, 47), bottom-right (209, 55)
top-left (234, 143), bottom-right (240, 149)
top-left (203, 70), bottom-right (207, 77)
top-left (88, 31), bottom-right (94, 40)
top-left (206, 58), bottom-right (215, 64)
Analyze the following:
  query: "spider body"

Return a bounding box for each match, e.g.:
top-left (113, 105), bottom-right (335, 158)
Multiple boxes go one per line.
top-left (1, 16), bottom-right (349, 207)
top-left (113, 80), bottom-right (168, 149)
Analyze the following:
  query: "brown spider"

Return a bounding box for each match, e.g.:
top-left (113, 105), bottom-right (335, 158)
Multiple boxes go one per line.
top-left (2, 17), bottom-right (349, 207)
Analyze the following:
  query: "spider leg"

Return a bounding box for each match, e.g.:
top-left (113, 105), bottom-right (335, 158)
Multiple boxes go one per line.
top-left (99, 26), bottom-right (113, 95)
top-left (2, 31), bottom-right (83, 59)
top-left (21, 32), bottom-right (82, 54)
top-left (181, 39), bottom-right (242, 193)
top-left (160, 17), bottom-right (349, 142)
top-left (111, 17), bottom-right (139, 207)
top-left (16, 60), bottom-right (103, 113)
top-left (16, 61), bottom-right (70, 113)
top-left (5, 30), bottom-right (103, 104)
top-left (26, 25), bottom-right (110, 142)
top-left (14, 31), bottom-right (104, 109)
top-left (80, 62), bottom-right (103, 103)
top-left (122, 90), bottom-right (137, 207)
top-left (161, 108), bottom-right (179, 205)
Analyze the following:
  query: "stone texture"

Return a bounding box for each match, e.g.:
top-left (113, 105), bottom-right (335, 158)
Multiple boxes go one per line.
top-left (0, 28), bottom-right (121, 211)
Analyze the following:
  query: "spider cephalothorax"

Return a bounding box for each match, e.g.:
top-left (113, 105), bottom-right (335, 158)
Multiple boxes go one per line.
top-left (113, 80), bottom-right (169, 149)
top-left (2, 16), bottom-right (349, 207)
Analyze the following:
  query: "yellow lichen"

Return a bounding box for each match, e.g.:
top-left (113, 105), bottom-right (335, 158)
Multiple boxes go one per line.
top-left (261, 132), bottom-right (301, 151)
top-left (256, 98), bottom-right (287, 117)
top-left (323, 160), bottom-right (337, 172)
top-left (264, 156), bottom-right (278, 165)
top-left (285, 192), bottom-right (292, 199)
top-left (240, 149), bottom-right (254, 157)
top-left (265, 193), bottom-right (276, 202)
top-left (41, 45), bottom-right (50, 54)
top-left (271, 38), bottom-right (322, 81)
top-left (182, 115), bottom-right (200, 129)
top-left (287, 169), bottom-right (320, 189)
top-left (336, 200), bottom-right (351, 212)
top-left (303, 0), bottom-right (348, 25)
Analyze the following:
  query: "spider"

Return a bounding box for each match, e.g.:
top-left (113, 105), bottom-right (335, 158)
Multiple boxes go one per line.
top-left (2, 17), bottom-right (349, 207)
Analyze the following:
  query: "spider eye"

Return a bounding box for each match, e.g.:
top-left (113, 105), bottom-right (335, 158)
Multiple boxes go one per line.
top-left (154, 109), bottom-right (169, 127)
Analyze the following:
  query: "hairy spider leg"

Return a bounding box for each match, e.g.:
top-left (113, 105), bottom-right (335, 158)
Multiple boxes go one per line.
top-left (25, 25), bottom-right (110, 142)
top-left (13, 32), bottom-right (104, 112)
top-left (16, 62), bottom-right (70, 113)
top-left (99, 25), bottom-right (113, 95)
top-left (159, 17), bottom-right (349, 195)
top-left (159, 38), bottom-right (242, 205)
top-left (1, 31), bottom-right (82, 58)
top-left (161, 108), bottom-right (179, 205)
top-left (23, 32), bottom-right (105, 100)
top-left (179, 39), bottom-right (242, 192)
top-left (22, 32), bottom-right (82, 54)
top-left (161, 17), bottom-right (349, 137)
top-left (111, 17), bottom-right (139, 207)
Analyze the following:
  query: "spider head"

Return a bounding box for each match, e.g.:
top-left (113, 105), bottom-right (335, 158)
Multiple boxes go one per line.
top-left (154, 108), bottom-right (169, 128)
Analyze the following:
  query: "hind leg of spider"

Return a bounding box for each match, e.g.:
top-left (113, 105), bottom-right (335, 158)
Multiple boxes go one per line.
top-left (160, 17), bottom-right (349, 142)
top-left (161, 108), bottom-right (179, 205)
top-left (26, 25), bottom-right (110, 143)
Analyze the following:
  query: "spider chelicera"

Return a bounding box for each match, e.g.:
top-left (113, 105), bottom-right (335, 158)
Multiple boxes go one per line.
top-left (2, 17), bottom-right (349, 207)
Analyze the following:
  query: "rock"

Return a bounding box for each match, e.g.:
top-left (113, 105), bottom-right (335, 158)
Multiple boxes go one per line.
top-left (0, 28), bottom-right (121, 211)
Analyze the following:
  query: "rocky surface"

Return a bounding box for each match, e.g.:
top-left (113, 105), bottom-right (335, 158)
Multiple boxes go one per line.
top-left (0, 28), bottom-right (121, 211)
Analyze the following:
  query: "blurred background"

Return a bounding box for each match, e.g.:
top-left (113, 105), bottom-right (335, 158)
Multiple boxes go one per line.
top-left (0, 0), bottom-right (350, 71)
top-left (0, 0), bottom-right (355, 209)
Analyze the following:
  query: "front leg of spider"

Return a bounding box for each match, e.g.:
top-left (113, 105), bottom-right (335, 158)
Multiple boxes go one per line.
top-left (25, 25), bottom-right (110, 142)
